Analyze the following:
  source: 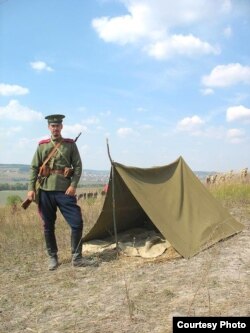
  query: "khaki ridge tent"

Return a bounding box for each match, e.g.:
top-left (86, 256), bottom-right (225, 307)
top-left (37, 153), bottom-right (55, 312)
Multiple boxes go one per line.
top-left (83, 156), bottom-right (244, 258)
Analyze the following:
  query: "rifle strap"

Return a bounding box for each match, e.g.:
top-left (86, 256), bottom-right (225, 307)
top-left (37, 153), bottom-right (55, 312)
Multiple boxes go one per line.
top-left (38, 140), bottom-right (62, 177)
top-left (51, 139), bottom-right (70, 165)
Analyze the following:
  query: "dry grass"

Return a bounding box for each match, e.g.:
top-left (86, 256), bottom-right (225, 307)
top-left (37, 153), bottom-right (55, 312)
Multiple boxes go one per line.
top-left (0, 185), bottom-right (249, 333)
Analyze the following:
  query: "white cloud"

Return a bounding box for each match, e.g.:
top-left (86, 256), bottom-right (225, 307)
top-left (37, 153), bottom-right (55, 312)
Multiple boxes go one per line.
top-left (177, 115), bottom-right (204, 132)
top-left (117, 117), bottom-right (126, 123)
top-left (62, 124), bottom-right (88, 138)
top-left (82, 116), bottom-right (100, 125)
top-left (223, 25), bottom-right (232, 38)
top-left (200, 88), bottom-right (214, 95)
top-left (30, 61), bottom-right (54, 72)
top-left (77, 106), bottom-right (87, 113)
top-left (0, 126), bottom-right (22, 138)
top-left (79, 144), bottom-right (89, 155)
top-left (139, 124), bottom-right (152, 130)
top-left (146, 34), bottom-right (219, 59)
top-left (99, 110), bottom-right (111, 117)
top-left (117, 127), bottom-right (135, 138)
top-left (202, 63), bottom-right (250, 88)
top-left (136, 107), bottom-right (147, 112)
top-left (0, 83), bottom-right (29, 96)
top-left (226, 105), bottom-right (250, 122)
top-left (227, 128), bottom-right (245, 143)
top-left (0, 100), bottom-right (43, 121)
top-left (16, 137), bottom-right (32, 149)
top-left (201, 126), bottom-right (226, 139)
top-left (92, 0), bottom-right (232, 59)
top-left (92, 3), bottom-right (151, 45)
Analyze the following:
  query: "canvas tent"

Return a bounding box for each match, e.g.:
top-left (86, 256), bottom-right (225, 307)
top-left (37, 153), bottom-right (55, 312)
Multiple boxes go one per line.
top-left (83, 156), bottom-right (244, 258)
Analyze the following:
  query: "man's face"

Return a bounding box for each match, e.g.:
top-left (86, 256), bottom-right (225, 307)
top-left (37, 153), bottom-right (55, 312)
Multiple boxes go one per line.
top-left (48, 124), bottom-right (63, 138)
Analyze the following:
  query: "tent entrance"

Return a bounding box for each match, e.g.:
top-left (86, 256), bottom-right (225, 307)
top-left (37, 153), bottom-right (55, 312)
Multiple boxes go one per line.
top-left (83, 168), bottom-right (161, 243)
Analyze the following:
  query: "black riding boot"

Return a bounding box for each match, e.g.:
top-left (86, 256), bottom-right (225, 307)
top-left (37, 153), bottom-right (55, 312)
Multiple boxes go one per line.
top-left (71, 229), bottom-right (83, 263)
top-left (44, 231), bottom-right (58, 271)
top-left (71, 229), bottom-right (98, 267)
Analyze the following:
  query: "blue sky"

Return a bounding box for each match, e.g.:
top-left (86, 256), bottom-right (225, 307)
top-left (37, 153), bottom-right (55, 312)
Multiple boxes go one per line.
top-left (0, 0), bottom-right (250, 172)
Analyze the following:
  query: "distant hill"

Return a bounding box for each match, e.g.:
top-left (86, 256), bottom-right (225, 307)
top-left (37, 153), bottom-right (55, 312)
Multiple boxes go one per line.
top-left (0, 164), bottom-right (30, 172)
top-left (0, 164), bottom-right (110, 185)
top-left (193, 170), bottom-right (217, 181)
top-left (0, 164), bottom-right (213, 184)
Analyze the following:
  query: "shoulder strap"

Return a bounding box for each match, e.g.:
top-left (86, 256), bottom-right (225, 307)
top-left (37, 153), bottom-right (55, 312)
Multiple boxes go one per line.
top-left (38, 141), bottom-right (62, 177)
top-left (51, 138), bottom-right (71, 165)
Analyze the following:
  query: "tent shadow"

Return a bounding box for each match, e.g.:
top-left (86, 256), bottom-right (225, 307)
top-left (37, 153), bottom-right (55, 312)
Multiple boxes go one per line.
top-left (87, 248), bottom-right (119, 263)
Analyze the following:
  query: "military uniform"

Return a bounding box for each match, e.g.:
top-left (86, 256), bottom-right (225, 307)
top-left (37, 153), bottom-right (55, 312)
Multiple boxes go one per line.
top-left (28, 114), bottom-right (92, 270)
top-left (28, 137), bottom-right (82, 192)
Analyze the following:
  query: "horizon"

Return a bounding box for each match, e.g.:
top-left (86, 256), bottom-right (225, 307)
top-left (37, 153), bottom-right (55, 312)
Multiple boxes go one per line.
top-left (1, 0), bottom-right (250, 172)
top-left (0, 162), bottom-right (233, 174)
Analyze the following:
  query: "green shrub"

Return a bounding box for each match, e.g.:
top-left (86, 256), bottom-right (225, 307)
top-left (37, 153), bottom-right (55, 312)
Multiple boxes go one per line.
top-left (6, 195), bottom-right (23, 206)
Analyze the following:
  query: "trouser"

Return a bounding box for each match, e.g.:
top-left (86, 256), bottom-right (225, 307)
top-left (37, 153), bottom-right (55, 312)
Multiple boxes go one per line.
top-left (39, 190), bottom-right (83, 258)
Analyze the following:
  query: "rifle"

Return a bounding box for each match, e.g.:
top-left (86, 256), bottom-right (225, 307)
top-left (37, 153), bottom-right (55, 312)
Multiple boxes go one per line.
top-left (74, 132), bottom-right (82, 142)
top-left (21, 143), bottom-right (61, 210)
top-left (21, 177), bottom-right (42, 209)
top-left (21, 197), bottom-right (33, 210)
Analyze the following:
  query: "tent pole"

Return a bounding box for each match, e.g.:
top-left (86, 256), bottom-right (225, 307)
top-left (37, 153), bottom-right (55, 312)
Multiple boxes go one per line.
top-left (106, 138), bottom-right (119, 253)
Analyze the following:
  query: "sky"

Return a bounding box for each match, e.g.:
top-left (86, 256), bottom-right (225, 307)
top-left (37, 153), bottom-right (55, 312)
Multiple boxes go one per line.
top-left (0, 0), bottom-right (250, 172)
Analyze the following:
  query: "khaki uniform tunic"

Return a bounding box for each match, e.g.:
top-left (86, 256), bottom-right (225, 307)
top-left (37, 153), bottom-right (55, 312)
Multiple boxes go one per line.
top-left (28, 136), bottom-right (82, 192)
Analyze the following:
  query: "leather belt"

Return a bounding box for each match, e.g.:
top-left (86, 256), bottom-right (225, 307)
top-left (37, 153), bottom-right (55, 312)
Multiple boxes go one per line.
top-left (50, 169), bottom-right (64, 175)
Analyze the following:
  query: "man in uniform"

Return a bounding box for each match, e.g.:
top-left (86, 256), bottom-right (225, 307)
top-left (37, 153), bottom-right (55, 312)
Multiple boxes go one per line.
top-left (27, 114), bottom-right (94, 270)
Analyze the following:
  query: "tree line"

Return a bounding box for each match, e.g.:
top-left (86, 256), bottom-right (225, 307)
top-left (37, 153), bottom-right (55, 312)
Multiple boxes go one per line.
top-left (0, 182), bottom-right (105, 191)
top-left (0, 183), bottom-right (28, 191)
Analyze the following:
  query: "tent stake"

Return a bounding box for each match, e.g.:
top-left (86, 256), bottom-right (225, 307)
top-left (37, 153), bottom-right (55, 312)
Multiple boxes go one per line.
top-left (106, 138), bottom-right (119, 253)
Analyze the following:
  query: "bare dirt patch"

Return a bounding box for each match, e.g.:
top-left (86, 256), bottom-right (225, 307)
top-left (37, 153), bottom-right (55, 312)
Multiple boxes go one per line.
top-left (0, 202), bottom-right (249, 333)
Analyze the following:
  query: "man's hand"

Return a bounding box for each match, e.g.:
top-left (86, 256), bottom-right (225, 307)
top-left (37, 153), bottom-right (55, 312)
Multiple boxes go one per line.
top-left (28, 190), bottom-right (36, 201)
top-left (65, 186), bottom-right (76, 196)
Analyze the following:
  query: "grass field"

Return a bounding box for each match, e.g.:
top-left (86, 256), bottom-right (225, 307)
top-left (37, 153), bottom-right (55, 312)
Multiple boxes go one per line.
top-left (0, 187), bottom-right (103, 206)
top-left (0, 182), bottom-right (249, 333)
